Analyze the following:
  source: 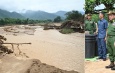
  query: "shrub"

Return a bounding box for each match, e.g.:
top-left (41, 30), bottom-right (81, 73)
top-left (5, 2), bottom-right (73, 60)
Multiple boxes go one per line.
top-left (59, 28), bottom-right (75, 34)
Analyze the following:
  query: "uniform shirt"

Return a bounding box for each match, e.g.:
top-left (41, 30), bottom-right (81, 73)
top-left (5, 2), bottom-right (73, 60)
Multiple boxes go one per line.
top-left (85, 20), bottom-right (96, 31)
top-left (97, 19), bottom-right (108, 38)
top-left (107, 21), bottom-right (115, 36)
top-left (113, 19), bottom-right (115, 22)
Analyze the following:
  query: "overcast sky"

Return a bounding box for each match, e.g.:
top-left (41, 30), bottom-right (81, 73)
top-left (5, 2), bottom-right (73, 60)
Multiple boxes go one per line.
top-left (0, 0), bottom-right (85, 13)
top-left (95, 4), bottom-right (105, 10)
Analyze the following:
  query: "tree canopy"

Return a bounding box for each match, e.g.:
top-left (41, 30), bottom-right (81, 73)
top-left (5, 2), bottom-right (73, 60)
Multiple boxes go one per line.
top-left (65, 10), bottom-right (84, 22)
top-left (0, 18), bottom-right (52, 26)
top-left (53, 16), bottom-right (62, 22)
top-left (85, 0), bottom-right (115, 13)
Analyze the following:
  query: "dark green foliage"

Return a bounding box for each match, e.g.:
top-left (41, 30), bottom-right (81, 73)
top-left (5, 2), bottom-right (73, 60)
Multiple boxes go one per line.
top-left (59, 10), bottom-right (84, 34)
top-left (91, 14), bottom-right (99, 22)
top-left (85, 0), bottom-right (115, 13)
top-left (59, 28), bottom-right (75, 34)
top-left (91, 14), bottom-right (108, 23)
top-left (65, 10), bottom-right (84, 21)
top-left (0, 18), bottom-right (52, 26)
top-left (53, 16), bottom-right (62, 22)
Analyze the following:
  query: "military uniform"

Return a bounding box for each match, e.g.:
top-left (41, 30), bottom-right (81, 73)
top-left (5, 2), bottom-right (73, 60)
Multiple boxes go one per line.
top-left (85, 14), bottom-right (96, 34)
top-left (113, 11), bottom-right (115, 22)
top-left (106, 11), bottom-right (115, 70)
top-left (107, 21), bottom-right (115, 61)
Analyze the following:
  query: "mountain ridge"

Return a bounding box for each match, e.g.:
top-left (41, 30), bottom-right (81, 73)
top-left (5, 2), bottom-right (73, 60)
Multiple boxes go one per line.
top-left (0, 9), bottom-right (84, 20)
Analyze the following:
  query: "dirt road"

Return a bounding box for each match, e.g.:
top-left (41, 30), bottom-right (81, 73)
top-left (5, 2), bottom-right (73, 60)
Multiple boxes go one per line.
top-left (85, 59), bottom-right (115, 73)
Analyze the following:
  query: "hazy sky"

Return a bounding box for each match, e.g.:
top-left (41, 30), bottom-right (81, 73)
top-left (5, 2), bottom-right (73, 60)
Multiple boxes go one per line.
top-left (95, 4), bottom-right (105, 10)
top-left (0, 0), bottom-right (85, 13)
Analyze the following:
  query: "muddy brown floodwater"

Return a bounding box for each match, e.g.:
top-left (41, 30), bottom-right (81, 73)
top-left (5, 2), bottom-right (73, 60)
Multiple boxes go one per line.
top-left (1, 26), bottom-right (85, 73)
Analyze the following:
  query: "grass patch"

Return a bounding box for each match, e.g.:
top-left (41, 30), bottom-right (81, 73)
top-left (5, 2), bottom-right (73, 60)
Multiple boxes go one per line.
top-left (59, 28), bottom-right (75, 34)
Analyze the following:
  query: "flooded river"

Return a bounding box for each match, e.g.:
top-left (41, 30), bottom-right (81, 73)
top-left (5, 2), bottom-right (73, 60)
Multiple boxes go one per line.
top-left (1, 26), bottom-right (84, 73)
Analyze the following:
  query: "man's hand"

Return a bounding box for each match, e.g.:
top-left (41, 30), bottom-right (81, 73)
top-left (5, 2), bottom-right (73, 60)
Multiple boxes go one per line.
top-left (94, 32), bottom-right (98, 35)
top-left (114, 42), bottom-right (115, 47)
top-left (85, 31), bottom-right (90, 35)
top-left (104, 37), bottom-right (107, 41)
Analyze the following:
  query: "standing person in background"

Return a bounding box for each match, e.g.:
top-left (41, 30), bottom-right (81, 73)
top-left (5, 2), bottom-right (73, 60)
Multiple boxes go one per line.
top-left (106, 11), bottom-right (115, 70)
top-left (113, 11), bottom-right (115, 56)
top-left (97, 12), bottom-right (108, 61)
top-left (85, 13), bottom-right (96, 34)
top-left (113, 11), bottom-right (115, 21)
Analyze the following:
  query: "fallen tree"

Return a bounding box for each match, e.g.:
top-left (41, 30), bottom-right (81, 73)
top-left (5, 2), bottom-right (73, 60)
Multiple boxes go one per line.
top-left (0, 35), bottom-right (13, 54)
top-left (0, 35), bottom-right (31, 57)
top-left (60, 20), bottom-right (84, 34)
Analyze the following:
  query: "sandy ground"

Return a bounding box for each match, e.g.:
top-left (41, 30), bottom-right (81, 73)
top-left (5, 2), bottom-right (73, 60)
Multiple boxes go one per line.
top-left (0, 54), bottom-right (78, 73)
top-left (0, 25), bottom-right (85, 73)
top-left (85, 59), bottom-right (115, 73)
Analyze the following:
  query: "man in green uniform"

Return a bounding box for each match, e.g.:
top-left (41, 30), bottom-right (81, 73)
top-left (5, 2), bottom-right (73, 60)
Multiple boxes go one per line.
top-left (113, 11), bottom-right (115, 22)
top-left (112, 11), bottom-right (115, 52)
top-left (85, 13), bottom-right (96, 34)
top-left (105, 11), bottom-right (115, 70)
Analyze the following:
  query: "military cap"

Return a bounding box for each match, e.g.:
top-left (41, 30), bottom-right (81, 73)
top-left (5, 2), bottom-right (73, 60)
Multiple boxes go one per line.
top-left (107, 11), bottom-right (113, 15)
top-left (87, 13), bottom-right (92, 16)
top-left (112, 10), bottom-right (115, 15)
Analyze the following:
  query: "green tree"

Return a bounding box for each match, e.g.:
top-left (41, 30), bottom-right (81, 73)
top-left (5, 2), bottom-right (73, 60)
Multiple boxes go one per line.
top-left (92, 14), bottom-right (99, 22)
top-left (53, 16), bottom-right (62, 22)
top-left (85, 0), bottom-right (115, 13)
top-left (0, 19), bottom-right (5, 25)
top-left (47, 19), bottom-right (52, 22)
top-left (16, 19), bottom-right (22, 24)
top-left (85, 0), bottom-right (96, 13)
top-left (65, 10), bottom-right (83, 21)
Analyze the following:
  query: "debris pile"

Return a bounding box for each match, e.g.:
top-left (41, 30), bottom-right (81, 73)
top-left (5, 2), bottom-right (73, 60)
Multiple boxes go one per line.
top-left (43, 23), bottom-right (60, 30)
top-left (3, 25), bottom-right (37, 35)
top-left (60, 20), bottom-right (84, 34)
top-left (0, 35), bottom-right (13, 55)
top-left (43, 21), bottom-right (84, 34)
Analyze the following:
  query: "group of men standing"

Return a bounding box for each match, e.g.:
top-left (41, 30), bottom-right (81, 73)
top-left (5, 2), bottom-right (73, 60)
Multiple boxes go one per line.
top-left (85, 11), bottom-right (115, 70)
